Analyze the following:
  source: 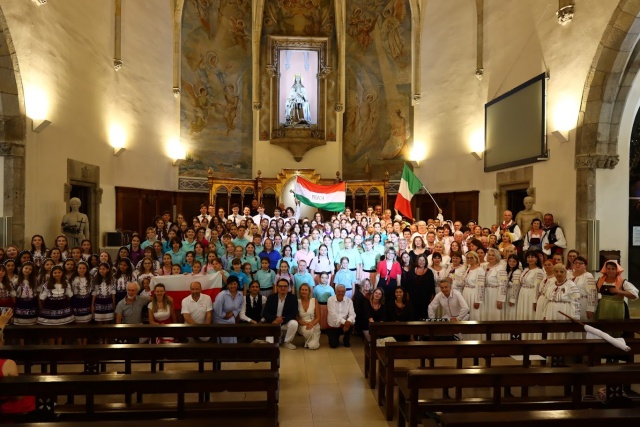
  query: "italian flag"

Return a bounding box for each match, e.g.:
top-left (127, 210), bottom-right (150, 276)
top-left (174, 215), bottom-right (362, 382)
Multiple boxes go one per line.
top-left (294, 176), bottom-right (346, 212)
top-left (395, 164), bottom-right (423, 219)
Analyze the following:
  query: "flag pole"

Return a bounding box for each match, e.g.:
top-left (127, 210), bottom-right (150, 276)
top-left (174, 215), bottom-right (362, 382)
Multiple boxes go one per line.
top-left (421, 184), bottom-right (441, 211)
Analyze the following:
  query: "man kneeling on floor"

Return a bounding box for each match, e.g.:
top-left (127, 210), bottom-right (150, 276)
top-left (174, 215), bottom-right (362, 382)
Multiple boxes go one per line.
top-left (327, 284), bottom-right (356, 348)
top-left (263, 278), bottom-right (298, 349)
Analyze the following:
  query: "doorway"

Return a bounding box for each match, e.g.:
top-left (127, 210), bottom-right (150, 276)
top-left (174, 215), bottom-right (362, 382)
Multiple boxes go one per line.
top-left (70, 185), bottom-right (91, 216)
top-left (507, 189), bottom-right (528, 216)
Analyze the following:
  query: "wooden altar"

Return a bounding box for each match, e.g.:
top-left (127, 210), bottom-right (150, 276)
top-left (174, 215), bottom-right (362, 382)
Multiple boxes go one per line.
top-left (207, 168), bottom-right (390, 215)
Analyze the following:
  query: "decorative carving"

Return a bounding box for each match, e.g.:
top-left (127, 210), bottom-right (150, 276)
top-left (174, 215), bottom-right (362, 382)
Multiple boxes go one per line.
top-left (94, 187), bottom-right (103, 204)
top-left (412, 94), bottom-right (421, 103)
top-left (575, 154), bottom-right (619, 170)
top-left (63, 183), bottom-right (72, 202)
top-left (556, 4), bottom-right (574, 25)
top-left (113, 59), bottom-right (123, 71)
top-left (172, 87), bottom-right (180, 97)
top-left (178, 177), bottom-right (209, 192)
top-left (253, 102), bottom-right (262, 110)
top-left (493, 191), bottom-right (500, 200)
top-left (526, 187), bottom-right (535, 197)
top-left (475, 68), bottom-right (484, 80)
top-left (335, 104), bottom-right (344, 112)
top-left (81, 166), bottom-right (90, 180)
top-left (265, 65), bottom-right (278, 77)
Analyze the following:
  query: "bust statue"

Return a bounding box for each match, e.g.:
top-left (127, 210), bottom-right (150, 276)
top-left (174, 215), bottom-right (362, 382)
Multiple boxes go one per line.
top-left (515, 196), bottom-right (543, 237)
top-left (61, 197), bottom-right (90, 248)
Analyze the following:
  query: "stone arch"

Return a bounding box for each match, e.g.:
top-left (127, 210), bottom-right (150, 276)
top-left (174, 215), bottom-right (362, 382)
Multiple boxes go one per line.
top-left (575, 0), bottom-right (640, 255)
top-left (0, 4), bottom-right (26, 247)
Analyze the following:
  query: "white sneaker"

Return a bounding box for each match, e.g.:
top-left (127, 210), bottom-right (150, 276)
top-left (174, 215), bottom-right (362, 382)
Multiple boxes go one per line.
top-left (283, 342), bottom-right (297, 350)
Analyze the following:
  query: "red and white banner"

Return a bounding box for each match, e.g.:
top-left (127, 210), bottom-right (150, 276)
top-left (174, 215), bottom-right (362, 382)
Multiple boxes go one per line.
top-left (150, 273), bottom-right (223, 309)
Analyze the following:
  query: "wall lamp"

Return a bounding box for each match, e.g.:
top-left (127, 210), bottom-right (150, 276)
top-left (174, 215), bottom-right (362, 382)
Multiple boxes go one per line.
top-left (471, 151), bottom-right (483, 161)
top-left (32, 119), bottom-right (51, 133)
top-left (551, 129), bottom-right (569, 143)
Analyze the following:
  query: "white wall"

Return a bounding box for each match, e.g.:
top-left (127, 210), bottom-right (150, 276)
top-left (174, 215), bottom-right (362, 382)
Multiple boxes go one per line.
top-left (0, 0), bottom-right (177, 245)
top-left (414, 0), bottom-right (617, 249)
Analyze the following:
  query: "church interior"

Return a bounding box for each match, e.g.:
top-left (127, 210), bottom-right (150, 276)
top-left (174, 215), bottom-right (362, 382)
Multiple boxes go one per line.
top-left (2, 0), bottom-right (640, 425)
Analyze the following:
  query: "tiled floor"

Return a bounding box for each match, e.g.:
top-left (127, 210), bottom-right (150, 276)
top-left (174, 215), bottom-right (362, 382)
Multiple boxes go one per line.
top-left (277, 334), bottom-right (390, 427)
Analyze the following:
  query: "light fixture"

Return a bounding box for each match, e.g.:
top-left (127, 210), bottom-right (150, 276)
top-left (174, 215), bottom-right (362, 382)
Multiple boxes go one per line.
top-left (556, 4), bottom-right (574, 25)
top-left (470, 129), bottom-right (484, 161)
top-left (408, 141), bottom-right (427, 168)
top-left (551, 129), bottom-right (569, 143)
top-left (109, 124), bottom-right (127, 155)
top-left (32, 119), bottom-right (51, 133)
top-left (26, 86), bottom-right (51, 132)
top-left (167, 137), bottom-right (187, 166)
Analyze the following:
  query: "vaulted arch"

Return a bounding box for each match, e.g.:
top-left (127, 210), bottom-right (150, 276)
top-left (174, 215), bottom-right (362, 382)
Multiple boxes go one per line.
top-left (0, 3), bottom-right (26, 247)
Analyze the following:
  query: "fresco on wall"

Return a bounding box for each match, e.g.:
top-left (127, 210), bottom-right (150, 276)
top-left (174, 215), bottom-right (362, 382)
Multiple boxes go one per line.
top-left (263, 0), bottom-right (334, 37)
top-left (260, 0), bottom-right (337, 142)
top-left (343, 0), bottom-right (412, 180)
top-left (180, 0), bottom-right (252, 178)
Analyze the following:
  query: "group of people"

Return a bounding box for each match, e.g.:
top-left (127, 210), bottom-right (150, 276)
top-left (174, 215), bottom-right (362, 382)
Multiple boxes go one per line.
top-left (0, 200), bottom-right (637, 350)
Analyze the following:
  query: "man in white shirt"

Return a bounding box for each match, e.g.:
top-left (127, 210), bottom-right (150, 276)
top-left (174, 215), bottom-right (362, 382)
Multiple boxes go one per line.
top-left (227, 203), bottom-right (243, 226)
top-left (327, 284), bottom-right (356, 348)
top-left (542, 213), bottom-right (567, 256)
top-left (181, 281), bottom-right (213, 342)
top-left (252, 204), bottom-right (271, 225)
top-left (428, 278), bottom-right (469, 322)
top-left (197, 204), bottom-right (212, 224)
top-left (495, 210), bottom-right (522, 244)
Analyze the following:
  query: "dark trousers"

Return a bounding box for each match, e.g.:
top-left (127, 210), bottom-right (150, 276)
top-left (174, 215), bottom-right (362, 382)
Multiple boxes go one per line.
top-left (327, 325), bottom-right (353, 348)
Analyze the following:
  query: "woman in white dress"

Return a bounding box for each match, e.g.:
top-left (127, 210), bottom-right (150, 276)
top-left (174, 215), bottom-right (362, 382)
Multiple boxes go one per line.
top-left (535, 258), bottom-right (556, 321)
top-left (461, 251), bottom-right (485, 322)
top-left (543, 264), bottom-right (581, 340)
top-left (446, 251), bottom-right (466, 293)
top-left (429, 253), bottom-right (447, 289)
top-left (513, 251), bottom-right (545, 339)
top-left (570, 256), bottom-right (597, 321)
top-left (504, 254), bottom-right (521, 321)
top-left (427, 242), bottom-right (450, 268)
top-left (482, 248), bottom-right (507, 324)
top-left (148, 283), bottom-right (176, 344)
top-left (296, 283), bottom-right (321, 350)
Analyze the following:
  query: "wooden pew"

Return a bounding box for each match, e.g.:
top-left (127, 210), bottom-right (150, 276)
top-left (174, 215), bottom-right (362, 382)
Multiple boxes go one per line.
top-left (396, 365), bottom-right (640, 427)
top-left (376, 339), bottom-right (640, 420)
top-left (365, 319), bottom-right (640, 389)
top-left (3, 323), bottom-right (281, 344)
top-left (7, 420), bottom-right (275, 427)
top-left (2, 342), bottom-right (280, 375)
top-left (438, 409), bottom-right (640, 427)
top-left (0, 371), bottom-right (279, 423)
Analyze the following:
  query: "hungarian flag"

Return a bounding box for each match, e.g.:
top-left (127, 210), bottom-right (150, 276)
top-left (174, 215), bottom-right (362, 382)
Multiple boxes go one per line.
top-left (294, 176), bottom-right (346, 212)
top-left (395, 164), bottom-right (423, 219)
top-left (150, 272), bottom-right (223, 310)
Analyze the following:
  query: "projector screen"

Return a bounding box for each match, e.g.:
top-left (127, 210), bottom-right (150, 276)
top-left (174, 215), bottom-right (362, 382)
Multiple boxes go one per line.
top-left (484, 73), bottom-right (547, 172)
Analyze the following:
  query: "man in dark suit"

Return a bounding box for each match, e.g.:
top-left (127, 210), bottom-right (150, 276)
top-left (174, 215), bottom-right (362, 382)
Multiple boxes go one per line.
top-left (263, 278), bottom-right (299, 349)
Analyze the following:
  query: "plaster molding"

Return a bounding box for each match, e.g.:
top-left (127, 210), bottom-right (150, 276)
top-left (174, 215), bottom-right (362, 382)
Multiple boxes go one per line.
top-left (575, 154), bottom-right (620, 170)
